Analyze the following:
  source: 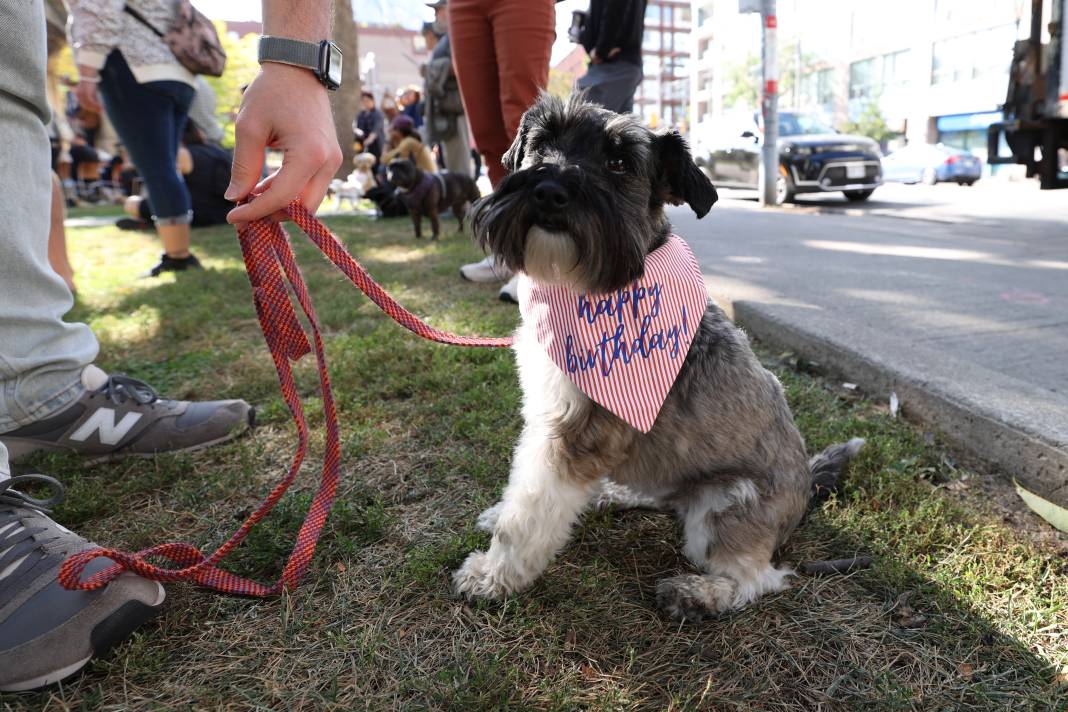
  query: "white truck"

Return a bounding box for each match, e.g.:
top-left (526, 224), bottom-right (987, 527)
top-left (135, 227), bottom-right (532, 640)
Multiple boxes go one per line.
top-left (988, 0), bottom-right (1068, 189)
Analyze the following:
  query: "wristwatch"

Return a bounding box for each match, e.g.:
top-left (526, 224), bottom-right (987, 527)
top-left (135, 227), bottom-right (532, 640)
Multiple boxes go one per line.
top-left (258, 36), bottom-right (343, 90)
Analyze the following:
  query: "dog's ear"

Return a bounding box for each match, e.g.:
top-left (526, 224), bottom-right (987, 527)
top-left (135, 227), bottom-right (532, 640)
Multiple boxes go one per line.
top-left (502, 113), bottom-right (532, 173)
top-left (655, 130), bottom-right (718, 218)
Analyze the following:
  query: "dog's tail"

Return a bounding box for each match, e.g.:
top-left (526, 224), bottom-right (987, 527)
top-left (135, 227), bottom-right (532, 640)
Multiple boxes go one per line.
top-left (809, 437), bottom-right (865, 504)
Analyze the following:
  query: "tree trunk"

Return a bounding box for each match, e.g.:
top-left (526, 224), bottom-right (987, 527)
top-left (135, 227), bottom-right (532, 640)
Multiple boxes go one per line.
top-left (330, 1), bottom-right (360, 178)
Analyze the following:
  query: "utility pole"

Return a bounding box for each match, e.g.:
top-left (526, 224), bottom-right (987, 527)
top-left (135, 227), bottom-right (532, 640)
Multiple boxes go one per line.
top-left (760, 0), bottom-right (778, 206)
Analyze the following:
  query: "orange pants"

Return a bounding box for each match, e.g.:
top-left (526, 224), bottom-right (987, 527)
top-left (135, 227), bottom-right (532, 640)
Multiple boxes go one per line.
top-left (448, 0), bottom-right (556, 188)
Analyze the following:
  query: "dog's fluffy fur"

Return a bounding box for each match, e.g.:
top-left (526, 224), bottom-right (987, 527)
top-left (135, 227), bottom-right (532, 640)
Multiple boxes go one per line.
top-left (386, 159), bottom-right (480, 240)
top-left (327, 152), bottom-right (377, 212)
top-left (455, 95), bottom-right (864, 621)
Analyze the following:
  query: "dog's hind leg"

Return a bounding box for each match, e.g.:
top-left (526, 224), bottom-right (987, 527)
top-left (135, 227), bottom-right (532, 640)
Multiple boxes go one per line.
top-left (655, 478), bottom-right (798, 622)
top-left (429, 208), bottom-right (442, 240)
top-left (454, 426), bottom-right (600, 600)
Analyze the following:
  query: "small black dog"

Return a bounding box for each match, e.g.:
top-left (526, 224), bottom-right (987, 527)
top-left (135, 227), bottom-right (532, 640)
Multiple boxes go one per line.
top-left (454, 94), bottom-right (863, 622)
top-left (386, 159), bottom-right (480, 240)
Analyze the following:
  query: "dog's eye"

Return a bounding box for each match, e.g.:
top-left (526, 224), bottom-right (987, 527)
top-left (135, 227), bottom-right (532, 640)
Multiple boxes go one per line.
top-left (606, 158), bottom-right (626, 174)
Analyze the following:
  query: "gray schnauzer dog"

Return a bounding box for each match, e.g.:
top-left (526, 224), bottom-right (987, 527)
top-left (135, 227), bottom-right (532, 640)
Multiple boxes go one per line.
top-left (453, 94), bottom-right (864, 622)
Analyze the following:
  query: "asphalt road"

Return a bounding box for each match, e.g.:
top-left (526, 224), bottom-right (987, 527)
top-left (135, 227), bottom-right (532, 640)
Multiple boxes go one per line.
top-left (669, 179), bottom-right (1068, 494)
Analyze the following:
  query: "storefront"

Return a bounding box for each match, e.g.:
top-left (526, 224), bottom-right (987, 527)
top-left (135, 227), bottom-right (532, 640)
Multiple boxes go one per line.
top-left (934, 110), bottom-right (1003, 153)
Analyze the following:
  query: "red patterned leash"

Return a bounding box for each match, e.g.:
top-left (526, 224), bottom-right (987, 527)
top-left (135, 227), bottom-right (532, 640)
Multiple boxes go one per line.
top-left (59, 200), bottom-right (512, 595)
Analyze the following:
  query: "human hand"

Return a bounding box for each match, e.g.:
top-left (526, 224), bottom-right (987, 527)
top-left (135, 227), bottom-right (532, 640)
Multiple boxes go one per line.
top-left (589, 48), bottom-right (602, 64)
top-left (75, 65), bottom-right (103, 113)
top-left (226, 62), bottom-right (342, 224)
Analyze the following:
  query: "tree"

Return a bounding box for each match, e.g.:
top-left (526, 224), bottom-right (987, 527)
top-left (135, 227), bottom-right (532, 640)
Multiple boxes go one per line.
top-left (721, 39), bottom-right (818, 112)
top-left (203, 23), bottom-right (260, 148)
top-left (330, 1), bottom-right (361, 178)
top-left (841, 101), bottom-right (896, 147)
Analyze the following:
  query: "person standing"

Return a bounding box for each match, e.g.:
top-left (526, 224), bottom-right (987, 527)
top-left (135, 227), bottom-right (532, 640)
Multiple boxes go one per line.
top-left (447, 0), bottom-right (555, 289)
top-left (399, 85), bottom-right (425, 129)
top-left (355, 91), bottom-right (385, 162)
top-left (423, 0), bottom-right (473, 177)
top-left (0, 0), bottom-right (338, 690)
top-left (68, 0), bottom-right (201, 278)
top-left (576, 0), bottom-right (647, 114)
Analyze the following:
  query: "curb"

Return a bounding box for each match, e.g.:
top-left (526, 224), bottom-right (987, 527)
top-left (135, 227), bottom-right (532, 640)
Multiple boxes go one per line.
top-left (714, 296), bottom-right (1068, 507)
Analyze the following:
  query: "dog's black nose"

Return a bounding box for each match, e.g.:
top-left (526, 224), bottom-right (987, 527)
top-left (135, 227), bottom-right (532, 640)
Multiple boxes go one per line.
top-left (533, 179), bottom-right (569, 211)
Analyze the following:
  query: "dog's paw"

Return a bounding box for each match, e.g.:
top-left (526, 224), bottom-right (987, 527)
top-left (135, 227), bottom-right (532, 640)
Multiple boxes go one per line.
top-left (655, 574), bottom-right (735, 623)
top-left (453, 551), bottom-right (511, 600)
top-left (476, 502), bottom-right (503, 532)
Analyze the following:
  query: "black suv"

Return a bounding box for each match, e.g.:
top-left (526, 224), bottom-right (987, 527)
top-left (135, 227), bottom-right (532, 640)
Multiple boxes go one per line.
top-left (694, 112), bottom-right (882, 203)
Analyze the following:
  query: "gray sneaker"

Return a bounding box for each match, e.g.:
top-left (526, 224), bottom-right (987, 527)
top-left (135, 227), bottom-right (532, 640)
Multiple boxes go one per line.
top-left (0, 474), bottom-right (165, 691)
top-left (0, 365), bottom-right (254, 465)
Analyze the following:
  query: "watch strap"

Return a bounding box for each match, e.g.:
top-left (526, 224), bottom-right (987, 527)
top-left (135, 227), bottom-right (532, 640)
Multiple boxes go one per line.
top-left (258, 36), bottom-right (321, 71)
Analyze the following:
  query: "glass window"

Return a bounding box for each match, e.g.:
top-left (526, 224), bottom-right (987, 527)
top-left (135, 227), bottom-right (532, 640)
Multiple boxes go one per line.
top-left (932, 25), bottom-right (1014, 85)
top-left (646, 4), bottom-right (662, 24)
top-left (849, 58), bottom-right (875, 99)
top-left (643, 30), bottom-right (661, 51)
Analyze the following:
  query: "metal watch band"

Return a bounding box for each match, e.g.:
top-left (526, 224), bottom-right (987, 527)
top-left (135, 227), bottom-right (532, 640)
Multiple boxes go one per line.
top-left (257, 36), bottom-right (321, 71)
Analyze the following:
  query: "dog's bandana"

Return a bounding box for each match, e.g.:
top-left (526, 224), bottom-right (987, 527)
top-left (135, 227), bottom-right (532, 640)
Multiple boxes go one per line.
top-left (518, 234), bottom-right (707, 433)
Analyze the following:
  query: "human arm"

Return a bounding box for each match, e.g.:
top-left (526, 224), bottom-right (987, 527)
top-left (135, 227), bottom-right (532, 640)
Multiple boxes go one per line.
top-left (225, 0), bottom-right (342, 223)
top-left (177, 146), bottom-right (193, 175)
top-left (592, 0), bottom-right (632, 63)
top-left (67, 0), bottom-right (125, 112)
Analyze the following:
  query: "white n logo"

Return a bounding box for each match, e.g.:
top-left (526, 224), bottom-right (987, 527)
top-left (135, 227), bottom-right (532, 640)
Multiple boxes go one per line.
top-left (69, 408), bottom-right (143, 446)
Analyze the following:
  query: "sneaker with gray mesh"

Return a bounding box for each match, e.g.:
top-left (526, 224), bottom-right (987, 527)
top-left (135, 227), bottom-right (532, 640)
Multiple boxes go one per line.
top-left (0, 365), bottom-right (254, 465)
top-left (0, 474), bottom-right (165, 691)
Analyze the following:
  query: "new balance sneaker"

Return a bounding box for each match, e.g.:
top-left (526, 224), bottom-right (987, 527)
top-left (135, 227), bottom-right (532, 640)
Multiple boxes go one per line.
top-left (459, 254), bottom-right (512, 283)
top-left (0, 474), bottom-right (165, 691)
top-left (498, 274), bottom-right (519, 304)
top-left (145, 252), bottom-right (202, 278)
top-left (0, 365), bottom-right (253, 465)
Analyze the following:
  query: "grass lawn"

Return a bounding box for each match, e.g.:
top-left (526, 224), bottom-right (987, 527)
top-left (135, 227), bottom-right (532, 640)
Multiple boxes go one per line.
top-left (3, 208), bottom-right (1066, 710)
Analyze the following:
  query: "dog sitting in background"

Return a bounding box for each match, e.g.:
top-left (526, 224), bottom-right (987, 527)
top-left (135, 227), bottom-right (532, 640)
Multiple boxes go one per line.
top-left (386, 158), bottom-right (480, 240)
top-left (327, 152), bottom-right (377, 212)
top-left (454, 94), bottom-right (864, 622)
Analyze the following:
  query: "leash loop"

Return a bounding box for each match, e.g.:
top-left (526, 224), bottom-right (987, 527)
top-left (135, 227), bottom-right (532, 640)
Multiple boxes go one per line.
top-left (59, 200), bottom-right (511, 595)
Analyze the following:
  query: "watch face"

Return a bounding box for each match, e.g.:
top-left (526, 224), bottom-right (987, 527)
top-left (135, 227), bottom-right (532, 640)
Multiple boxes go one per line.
top-left (322, 41), bottom-right (342, 89)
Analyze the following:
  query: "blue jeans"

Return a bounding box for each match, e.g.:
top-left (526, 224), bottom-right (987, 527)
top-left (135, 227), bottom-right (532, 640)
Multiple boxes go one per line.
top-left (99, 51), bottom-right (195, 225)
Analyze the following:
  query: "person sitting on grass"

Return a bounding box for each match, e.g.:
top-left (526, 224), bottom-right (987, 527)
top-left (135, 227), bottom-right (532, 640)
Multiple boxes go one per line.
top-left (119, 120), bottom-right (234, 231)
top-left (380, 115), bottom-right (436, 174)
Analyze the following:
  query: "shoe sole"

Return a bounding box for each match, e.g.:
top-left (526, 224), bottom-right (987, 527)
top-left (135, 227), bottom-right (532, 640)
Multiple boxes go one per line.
top-left (4, 408), bottom-right (256, 466)
top-left (0, 584), bottom-right (165, 692)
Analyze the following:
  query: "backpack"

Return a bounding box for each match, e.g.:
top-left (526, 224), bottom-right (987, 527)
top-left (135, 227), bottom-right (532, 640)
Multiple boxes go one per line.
top-left (124, 1), bottom-right (227, 77)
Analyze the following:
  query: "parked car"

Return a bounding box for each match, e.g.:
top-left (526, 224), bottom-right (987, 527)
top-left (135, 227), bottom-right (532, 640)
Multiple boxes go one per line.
top-left (693, 112), bottom-right (883, 203)
top-left (881, 143), bottom-right (983, 185)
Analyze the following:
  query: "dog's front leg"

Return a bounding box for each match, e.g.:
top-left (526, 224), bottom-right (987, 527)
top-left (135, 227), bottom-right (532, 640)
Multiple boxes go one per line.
top-left (454, 425), bottom-right (597, 600)
top-left (410, 209), bottom-right (422, 239)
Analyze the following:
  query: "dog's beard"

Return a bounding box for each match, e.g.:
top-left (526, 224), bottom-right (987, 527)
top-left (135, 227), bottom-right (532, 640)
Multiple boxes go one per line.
top-left (471, 168), bottom-right (648, 294)
top-left (523, 227), bottom-right (582, 287)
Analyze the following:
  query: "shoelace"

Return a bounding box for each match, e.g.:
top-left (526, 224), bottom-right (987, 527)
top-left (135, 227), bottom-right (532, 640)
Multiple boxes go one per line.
top-left (98, 375), bottom-right (159, 406)
top-left (58, 200), bottom-right (513, 596)
top-left (0, 475), bottom-right (68, 596)
top-left (0, 474), bottom-right (65, 512)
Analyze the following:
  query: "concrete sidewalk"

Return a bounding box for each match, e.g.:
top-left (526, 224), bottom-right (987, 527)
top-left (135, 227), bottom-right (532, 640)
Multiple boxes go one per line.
top-left (669, 183), bottom-right (1068, 504)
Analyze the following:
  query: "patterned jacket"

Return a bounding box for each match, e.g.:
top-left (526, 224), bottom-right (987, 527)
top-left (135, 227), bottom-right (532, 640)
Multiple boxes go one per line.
top-left (68, 0), bottom-right (195, 86)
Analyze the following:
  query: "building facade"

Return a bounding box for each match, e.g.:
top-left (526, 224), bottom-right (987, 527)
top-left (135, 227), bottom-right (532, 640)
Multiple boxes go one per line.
top-left (636, 0), bottom-right (693, 129)
top-left (690, 0), bottom-right (1043, 164)
top-left (357, 24), bottom-right (429, 104)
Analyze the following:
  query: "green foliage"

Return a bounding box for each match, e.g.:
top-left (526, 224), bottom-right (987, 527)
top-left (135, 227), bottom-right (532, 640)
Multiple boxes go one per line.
top-left (841, 101), bottom-right (898, 145)
top-left (722, 40), bottom-right (820, 112)
top-left (203, 23), bottom-right (261, 148)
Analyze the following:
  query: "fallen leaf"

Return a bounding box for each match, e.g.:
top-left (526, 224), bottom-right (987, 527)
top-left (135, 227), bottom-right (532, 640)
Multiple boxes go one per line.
top-left (1014, 479), bottom-right (1068, 534)
top-left (564, 629), bottom-right (577, 651)
top-left (890, 591), bottom-right (928, 628)
top-left (957, 663), bottom-right (974, 678)
top-left (336, 561), bottom-right (347, 573)
top-left (889, 392), bottom-right (899, 418)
